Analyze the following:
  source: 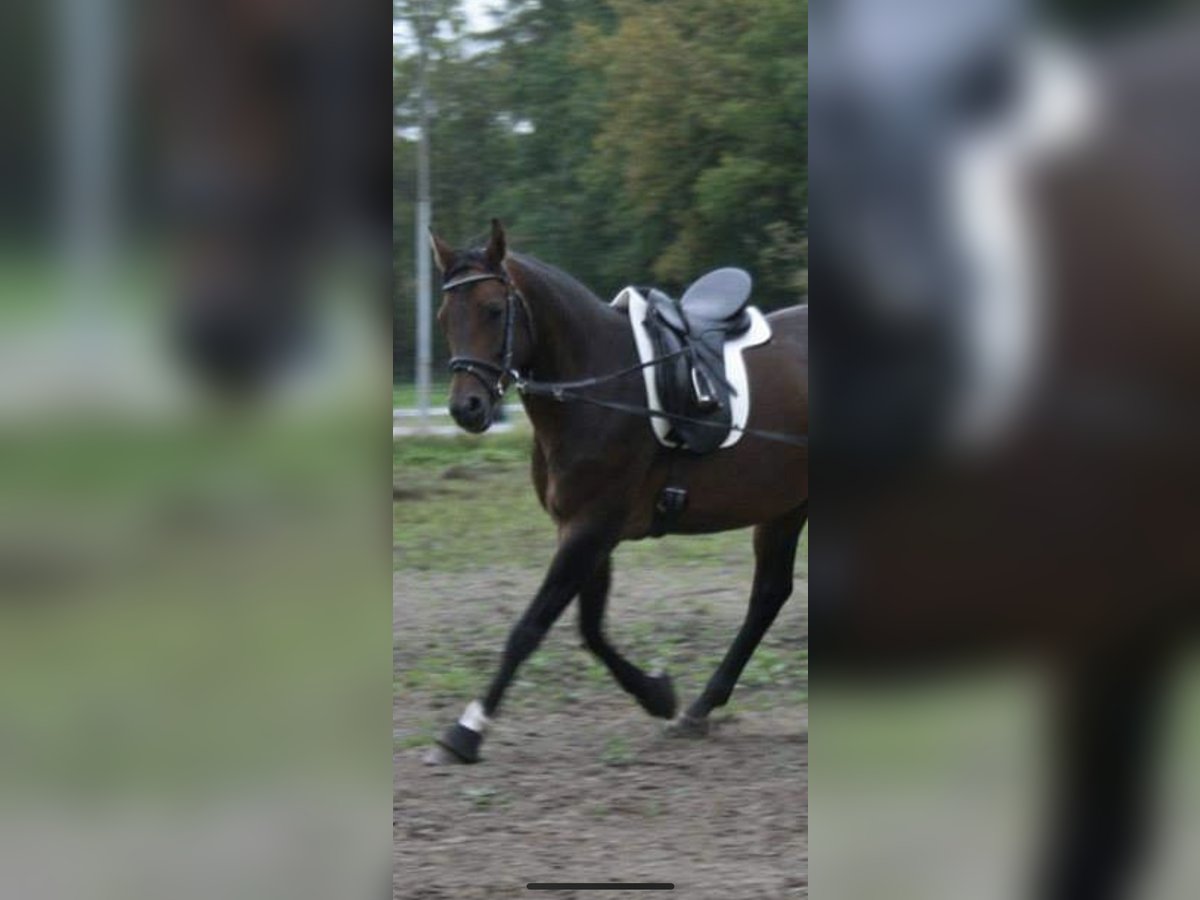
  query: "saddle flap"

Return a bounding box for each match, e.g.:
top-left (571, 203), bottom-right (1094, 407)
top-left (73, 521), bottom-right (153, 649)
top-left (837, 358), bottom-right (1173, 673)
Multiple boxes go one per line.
top-left (623, 285), bottom-right (773, 454)
top-left (646, 288), bottom-right (687, 333)
top-left (680, 268), bottom-right (752, 321)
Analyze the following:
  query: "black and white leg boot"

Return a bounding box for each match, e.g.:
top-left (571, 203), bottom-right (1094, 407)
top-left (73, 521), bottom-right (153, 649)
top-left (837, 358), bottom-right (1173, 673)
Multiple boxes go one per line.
top-left (427, 700), bottom-right (490, 764)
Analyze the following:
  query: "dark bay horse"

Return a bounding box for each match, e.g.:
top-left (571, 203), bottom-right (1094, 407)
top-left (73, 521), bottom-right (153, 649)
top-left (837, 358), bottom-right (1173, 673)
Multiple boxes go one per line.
top-left (814, 9), bottom-right (1200, 899)
top-left (145, 0), bottom-right (389, 397)
top-left (423, 220), bottom-right (807, 764)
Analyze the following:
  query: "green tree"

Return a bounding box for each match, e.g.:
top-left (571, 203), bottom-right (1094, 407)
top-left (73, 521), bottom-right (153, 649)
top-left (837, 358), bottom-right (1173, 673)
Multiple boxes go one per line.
top-left (393, 0), bottom-right (808, 379)
top-left (577, 0), bottom-right (807, 306)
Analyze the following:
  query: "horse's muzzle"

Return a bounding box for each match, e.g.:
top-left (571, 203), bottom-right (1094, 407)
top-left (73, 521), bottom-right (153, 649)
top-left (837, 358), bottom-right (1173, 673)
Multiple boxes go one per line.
top-left (449, 394), bottom-right (492, 433)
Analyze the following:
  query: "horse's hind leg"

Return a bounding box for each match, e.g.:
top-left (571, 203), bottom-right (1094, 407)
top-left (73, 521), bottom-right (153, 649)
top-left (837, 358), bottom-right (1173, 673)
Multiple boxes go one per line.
top-left (1038, 640), bottom-right (1175, 900)
top-left (578, 555), bottom-right (677, 719)
top-left (670, 503), bottom-right (806, 736)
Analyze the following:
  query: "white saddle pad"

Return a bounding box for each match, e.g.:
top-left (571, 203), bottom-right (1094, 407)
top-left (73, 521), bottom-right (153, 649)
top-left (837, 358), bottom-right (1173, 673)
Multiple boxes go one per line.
top-left (611, 286), bottom-right (773, 449)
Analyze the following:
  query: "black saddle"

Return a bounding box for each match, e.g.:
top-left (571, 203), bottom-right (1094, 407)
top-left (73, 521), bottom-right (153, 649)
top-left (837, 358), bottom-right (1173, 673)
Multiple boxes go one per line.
top-left (641, 268), bottom-right (754, 454)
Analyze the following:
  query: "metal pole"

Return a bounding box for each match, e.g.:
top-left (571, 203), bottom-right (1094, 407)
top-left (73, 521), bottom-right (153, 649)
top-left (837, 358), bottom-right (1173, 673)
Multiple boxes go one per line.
top-left (61, 0), bottom-right (117, 325)
top-left (413, 1), bottom-right (433, 424)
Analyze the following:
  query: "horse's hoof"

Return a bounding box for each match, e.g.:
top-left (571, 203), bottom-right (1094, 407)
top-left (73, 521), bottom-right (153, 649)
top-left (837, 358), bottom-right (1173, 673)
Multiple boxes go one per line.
top-left (423, 744), bottom-right (463, 766)
top-left (430, 722), bottom-right (483, 764)
top-left (665, 713), bottom-right (710, 738)
top-left (639, 671), bottom-right (678, 720)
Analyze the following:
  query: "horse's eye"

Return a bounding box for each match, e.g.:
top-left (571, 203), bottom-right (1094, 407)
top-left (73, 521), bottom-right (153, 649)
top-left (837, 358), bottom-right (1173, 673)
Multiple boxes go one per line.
top-left (485, 304), bottom-right (504, 321)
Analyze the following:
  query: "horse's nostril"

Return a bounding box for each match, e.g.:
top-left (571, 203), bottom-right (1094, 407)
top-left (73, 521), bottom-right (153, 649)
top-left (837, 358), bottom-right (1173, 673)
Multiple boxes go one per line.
top-left (467, 396), bottom-right (483, 412)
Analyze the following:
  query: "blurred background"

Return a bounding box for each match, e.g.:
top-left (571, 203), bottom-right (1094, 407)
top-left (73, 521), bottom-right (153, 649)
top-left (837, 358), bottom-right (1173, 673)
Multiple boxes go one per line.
top-left (811, 1), bottom-right (1200, 898)
top-left (6, 0), bottom-right (1199, 897)
top-left (1, 1), bottom-right (391, 898)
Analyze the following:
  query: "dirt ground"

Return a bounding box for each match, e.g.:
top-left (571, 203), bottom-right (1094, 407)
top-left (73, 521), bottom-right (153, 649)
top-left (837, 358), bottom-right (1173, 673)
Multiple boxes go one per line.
top-left (394, 559), bottom-right (807, 900)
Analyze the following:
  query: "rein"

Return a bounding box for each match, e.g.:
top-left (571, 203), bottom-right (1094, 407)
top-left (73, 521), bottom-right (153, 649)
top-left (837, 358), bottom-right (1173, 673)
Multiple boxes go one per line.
top-left (442, 269), bottom-right (807, 448)
top-left (517, 379), bottom-right (809, 448)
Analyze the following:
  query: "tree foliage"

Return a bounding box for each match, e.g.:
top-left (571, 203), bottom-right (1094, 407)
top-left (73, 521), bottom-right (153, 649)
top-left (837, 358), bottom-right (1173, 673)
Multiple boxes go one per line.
top-left (394, 0), bottom-right (806, 378)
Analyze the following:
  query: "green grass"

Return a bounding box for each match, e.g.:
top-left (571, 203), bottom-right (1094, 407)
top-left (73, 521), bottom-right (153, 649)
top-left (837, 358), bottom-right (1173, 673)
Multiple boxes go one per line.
top-left (1, 418), bottom-right (386, 796)
top-left (394, 382), bottom-right (451, 409)
top-left (460, 785), bottom-right (509, 810)
top-left (392, 428), bottom-right (532, 471)
top-left (393, 430), bottom-right (552, 572)
top-left (394, 731), bottom-right (433, 751)
top-left (600, 735), bottom-right (636, 767)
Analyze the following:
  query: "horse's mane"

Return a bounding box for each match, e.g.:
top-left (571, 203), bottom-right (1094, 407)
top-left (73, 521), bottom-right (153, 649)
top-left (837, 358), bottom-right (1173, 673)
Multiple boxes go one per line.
top-left (506, 251), bottom-right (610, 312)
top-left (449, 243), bottom-right (625, 323)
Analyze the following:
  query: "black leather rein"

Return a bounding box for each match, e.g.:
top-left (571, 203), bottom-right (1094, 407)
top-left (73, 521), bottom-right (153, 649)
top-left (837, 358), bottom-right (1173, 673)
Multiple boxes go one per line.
top-left (442, 271), bottom-right (806, 447)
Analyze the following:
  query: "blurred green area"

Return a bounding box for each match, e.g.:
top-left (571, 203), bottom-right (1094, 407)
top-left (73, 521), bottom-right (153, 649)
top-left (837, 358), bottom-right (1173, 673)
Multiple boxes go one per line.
top-left (0, 2), bottom-right (394, 894)
top-left (0, 414), bottom-right (391, 800)
top-left (0, 194), bottom-right (389, 808)
top-left (0, 250), bottom-right (168, 321)
top-left (811, 661), bottom-right (1200, 900)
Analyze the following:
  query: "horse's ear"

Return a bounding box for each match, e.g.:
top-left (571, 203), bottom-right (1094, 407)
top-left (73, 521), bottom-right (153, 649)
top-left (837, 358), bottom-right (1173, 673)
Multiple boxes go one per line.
top-left (428, 228), bottom-right (456, 273)
top-left (485, 218), bottom-right (507, 270)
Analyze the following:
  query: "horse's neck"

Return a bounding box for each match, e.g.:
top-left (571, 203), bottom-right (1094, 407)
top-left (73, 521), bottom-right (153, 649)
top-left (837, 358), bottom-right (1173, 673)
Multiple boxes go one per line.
top-left (512, 263), bottom-right (636, 454)
top-left (517, 269), bottom-right (630, 383)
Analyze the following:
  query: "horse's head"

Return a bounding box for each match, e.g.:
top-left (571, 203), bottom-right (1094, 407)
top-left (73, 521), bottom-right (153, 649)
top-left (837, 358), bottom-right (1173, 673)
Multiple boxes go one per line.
top-left (812, 0), bottom-right (1025, 320)
top-left (431, 219), bottom-right (533, 433)
top-left (812, 1), bottom-right (1078, 464)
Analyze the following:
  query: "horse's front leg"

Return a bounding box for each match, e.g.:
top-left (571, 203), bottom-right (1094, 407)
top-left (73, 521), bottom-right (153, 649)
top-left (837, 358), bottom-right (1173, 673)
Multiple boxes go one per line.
top-left (427, 518), bottom-right (621, 764)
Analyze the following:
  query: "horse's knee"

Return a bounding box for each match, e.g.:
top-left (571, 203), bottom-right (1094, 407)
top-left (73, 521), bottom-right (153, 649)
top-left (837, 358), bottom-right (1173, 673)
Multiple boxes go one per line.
top-left (757, 575), bottom-right (793, 610)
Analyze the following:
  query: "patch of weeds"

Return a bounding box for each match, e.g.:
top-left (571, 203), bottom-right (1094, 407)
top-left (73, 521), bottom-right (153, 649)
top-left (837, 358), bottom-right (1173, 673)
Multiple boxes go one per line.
top-left (740, 647), bottom-right (801, 688)
top-left (401, 664), bottom-right (478, 699)
top-left (394, 731), bottom-right (431, 751)
top-left (392, 430), bottom-right (531, 471)
top-left (460, 785), bottom-right (507, 810)
top-left (588, 802), bottom-right (611, 818)
top-left (583, 658), bottom-right (611, 687)
top-left (600, 736), bottom-right (636, 768)
top-left (625, 619), bottom-right (665, 652)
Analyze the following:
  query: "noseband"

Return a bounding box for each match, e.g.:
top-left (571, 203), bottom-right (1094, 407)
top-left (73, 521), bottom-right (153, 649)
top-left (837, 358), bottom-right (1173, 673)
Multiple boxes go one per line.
top-left (443, 270), bottom-right (531, 401)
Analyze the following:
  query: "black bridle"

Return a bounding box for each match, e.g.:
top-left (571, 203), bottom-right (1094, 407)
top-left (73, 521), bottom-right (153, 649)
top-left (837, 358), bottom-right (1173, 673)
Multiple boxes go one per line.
top-left (443, 269), bottom-right (531, 401)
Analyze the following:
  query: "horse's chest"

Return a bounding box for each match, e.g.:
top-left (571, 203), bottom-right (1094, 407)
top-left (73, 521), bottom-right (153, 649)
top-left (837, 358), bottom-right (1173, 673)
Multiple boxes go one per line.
top-left (535, 452), bottom-right (620, 523)
top-left (530, 446), bottom-right (576, 521)
top-left (543, 469), bottom-right (584, 522)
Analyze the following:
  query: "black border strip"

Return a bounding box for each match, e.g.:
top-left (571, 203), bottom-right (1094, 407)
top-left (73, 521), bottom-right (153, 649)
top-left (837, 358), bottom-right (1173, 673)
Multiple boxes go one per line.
top-left (526, 884), bottom-right (674, 891)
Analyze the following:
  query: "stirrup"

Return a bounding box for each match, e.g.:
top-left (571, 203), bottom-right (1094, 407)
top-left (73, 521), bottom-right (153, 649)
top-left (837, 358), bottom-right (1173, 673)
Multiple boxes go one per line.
top-left (691, 369), bottom-right (717, 409)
